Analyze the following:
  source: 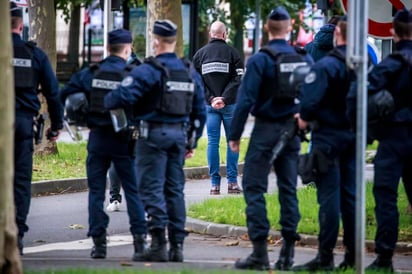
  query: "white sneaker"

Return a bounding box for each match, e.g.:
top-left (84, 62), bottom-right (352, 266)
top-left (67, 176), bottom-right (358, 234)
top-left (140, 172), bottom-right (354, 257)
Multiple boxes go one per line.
top-left (106, 200), bottom-right (120, 212)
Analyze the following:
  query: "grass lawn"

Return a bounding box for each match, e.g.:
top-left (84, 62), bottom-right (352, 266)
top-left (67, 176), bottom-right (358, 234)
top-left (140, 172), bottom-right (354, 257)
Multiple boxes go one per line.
top-left (32, 137), bottom-right (249, 182)
top-left (188, 182), bottom-right (412, 242)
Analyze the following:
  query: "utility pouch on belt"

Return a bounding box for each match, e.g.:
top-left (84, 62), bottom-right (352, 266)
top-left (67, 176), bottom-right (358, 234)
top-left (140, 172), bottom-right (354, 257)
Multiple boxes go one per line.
top-left (138, 120), bottom-right (149, 139)
top-left (298, 147), bottom-right (330, 185)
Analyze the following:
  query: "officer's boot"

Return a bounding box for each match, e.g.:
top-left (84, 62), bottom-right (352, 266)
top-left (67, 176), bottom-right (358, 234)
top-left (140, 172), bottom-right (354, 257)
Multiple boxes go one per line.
top-left (338, 249), bottom-right (355, 270)
top-left (90, 232), bottom-right (107, 259)
top-left (169, 242), bottom-right (184, 262)
top-left (366, 254), bottom-right (394, 273)
top-left (292, 249), bottom-right (334, 272)
top-left (274, 239), bottom-right (295, 270)
top-left (132, 234), bottom-right (147, 261)
top-left (145, 229), bottom-right (168, 262)
top-left (234, 240), bottom-right (270, 271)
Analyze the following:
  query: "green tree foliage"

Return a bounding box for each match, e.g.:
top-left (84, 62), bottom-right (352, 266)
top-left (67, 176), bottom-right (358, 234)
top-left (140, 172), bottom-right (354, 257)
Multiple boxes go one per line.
top-left (197, 1), bottom-right (317, 55)
top-left (55, 0), bottom-right (93, 23)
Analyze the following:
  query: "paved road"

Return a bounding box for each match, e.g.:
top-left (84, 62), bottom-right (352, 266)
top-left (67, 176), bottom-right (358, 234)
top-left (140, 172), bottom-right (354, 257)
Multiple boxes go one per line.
top-left (21, 117), bottom-right (412, 272)
top-left (22, 168), bottom-right (412, 273)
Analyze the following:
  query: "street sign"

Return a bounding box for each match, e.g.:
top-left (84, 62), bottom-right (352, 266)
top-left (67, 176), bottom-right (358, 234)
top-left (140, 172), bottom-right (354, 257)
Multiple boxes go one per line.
top-left (341, 0), bottom-right (412, 39)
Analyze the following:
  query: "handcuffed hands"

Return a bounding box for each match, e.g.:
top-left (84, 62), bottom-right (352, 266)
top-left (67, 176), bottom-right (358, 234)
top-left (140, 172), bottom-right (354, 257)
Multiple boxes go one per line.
top-left (211, 97), bottom-right (225, 109)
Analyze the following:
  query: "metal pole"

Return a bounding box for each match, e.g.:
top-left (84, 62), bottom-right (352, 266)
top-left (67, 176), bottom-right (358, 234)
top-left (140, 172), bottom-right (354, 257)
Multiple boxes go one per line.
top-left (253, 0), bottom-right (261, 53)
top-left (347, 0), bottom-right (369, 273)
top-left (103, 0), bottom-right (112, 58)
top-left (381, 39), bottom-right (393, 59)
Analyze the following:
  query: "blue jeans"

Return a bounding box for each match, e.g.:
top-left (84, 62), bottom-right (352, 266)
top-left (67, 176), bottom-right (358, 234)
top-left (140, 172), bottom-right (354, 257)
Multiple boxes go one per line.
top-left (206, 104), bottom-right (239, 186)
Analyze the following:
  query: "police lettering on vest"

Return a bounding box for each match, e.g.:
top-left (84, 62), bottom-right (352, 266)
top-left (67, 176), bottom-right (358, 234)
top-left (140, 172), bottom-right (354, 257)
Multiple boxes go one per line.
top-left (13, 42), bottom-right (35, 89)
top-left (145, 57), bottom-right (195, 116)
top-left (90, 63), bottom-right (134, 114)
top-left (260, 46), bottom-right (310, 100)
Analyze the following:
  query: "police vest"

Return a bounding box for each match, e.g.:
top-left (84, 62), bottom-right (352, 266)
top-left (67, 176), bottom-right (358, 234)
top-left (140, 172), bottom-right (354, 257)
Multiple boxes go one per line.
top-left (89, 63), bottom-right (134, 114)
top-left (260, 46), bottom-right (309, 100)
top-left (13, 41), bottom-right (35, 89)
top-left (144, 57), bottom-right (195, 116)
top-left (329, 48), bottom-right (396, 122)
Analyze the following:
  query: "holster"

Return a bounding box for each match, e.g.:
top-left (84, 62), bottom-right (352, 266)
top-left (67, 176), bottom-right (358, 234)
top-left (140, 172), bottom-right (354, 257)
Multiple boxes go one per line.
top-left (116, 125), bottom-right (139, 156)
top-left (298, 147), bottom-right (331, 185)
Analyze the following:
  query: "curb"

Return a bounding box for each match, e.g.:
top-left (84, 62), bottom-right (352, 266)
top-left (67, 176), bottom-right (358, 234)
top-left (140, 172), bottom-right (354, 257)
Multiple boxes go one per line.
top-left (31, 164), bottom-right (245, 196)
top-left (185, 217), bottom-right (412, 254)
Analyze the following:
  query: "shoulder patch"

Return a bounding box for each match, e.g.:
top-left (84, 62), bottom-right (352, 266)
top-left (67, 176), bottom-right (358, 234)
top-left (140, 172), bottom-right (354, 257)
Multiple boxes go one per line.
top-left (304, 71), bottom-right (316, 84)
top-left (121, 76), bottom-right (134, 87)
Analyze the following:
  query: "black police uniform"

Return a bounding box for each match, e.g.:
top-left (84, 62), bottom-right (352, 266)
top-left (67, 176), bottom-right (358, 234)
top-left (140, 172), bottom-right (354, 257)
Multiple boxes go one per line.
top-left (104, 21), bottom-right (206, 262)
top-left (61, 30), bottom-right (147, 260)
top-left (229, 7), bottom-right (313, 271)
top-left (11, 3), bottom-right (63, 254)
top-left (294, 44), bottom-right (356, 270)
top-left (352, 11), bottom-right (412, 269)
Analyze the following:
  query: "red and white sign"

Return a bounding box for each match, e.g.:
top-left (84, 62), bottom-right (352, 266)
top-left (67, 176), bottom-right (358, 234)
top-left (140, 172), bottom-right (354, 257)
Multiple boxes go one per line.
top-left (11, 0), bottom-right (28, 7)
top-left (341, 0), bottom-right (412, 39)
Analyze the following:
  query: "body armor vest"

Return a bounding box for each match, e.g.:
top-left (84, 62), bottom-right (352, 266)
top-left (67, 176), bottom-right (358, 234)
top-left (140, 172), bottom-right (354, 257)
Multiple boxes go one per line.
top-left (90, 64), bottom-right (133, 114)
top-left (144, 57), bottom-right (195, 116)
top-left (13, 41), bottom-right (35, 89)
top-left (260, 46), bottom-right (309, 100)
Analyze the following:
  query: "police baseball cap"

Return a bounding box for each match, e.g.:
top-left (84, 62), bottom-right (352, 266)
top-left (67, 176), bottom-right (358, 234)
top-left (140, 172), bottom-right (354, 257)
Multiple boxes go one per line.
top-left (153, 19), bottom-right (177, 37)
top-left (10, 1), bottom-right (23, 18)
top-left (394, 8), bottom-right (412, 23)
top-left (267, 6), bottom-right (291, 21)
top-left (108, 29), bottom-right (133, 45)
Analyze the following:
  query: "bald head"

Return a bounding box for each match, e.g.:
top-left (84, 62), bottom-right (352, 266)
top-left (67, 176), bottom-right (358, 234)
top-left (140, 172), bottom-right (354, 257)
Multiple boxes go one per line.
top-left (209, 21), bottom-right (227, 40)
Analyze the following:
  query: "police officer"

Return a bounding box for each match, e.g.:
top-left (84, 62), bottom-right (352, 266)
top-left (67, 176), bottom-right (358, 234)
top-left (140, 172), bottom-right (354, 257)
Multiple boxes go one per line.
top-left (360, 9), bottom-right (412, 272)
top-left (228, 7), bottom-right (313, 271)
top-left (61, 29), bottom-right (147, 260)
top-left (192, 20), bottom-right (244, 195)
top-left (292, 16), bottom-right (356, 271)
top-left (10, 2), bottom-right (64, 255)
top-left (104, 20), bottom-right (206, 262)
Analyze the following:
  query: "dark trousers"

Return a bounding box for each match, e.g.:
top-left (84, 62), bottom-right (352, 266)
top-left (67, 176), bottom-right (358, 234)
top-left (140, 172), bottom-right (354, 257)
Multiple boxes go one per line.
top-left (108, 163), bottom-right (122, 203)
top-left (373, 125), bottom-right (412, 256)
top-left (86, 129), bottom-right (146, 237)
top-left (135, 124), bottom-right (187, 244)
top-left (14, 115), bottom-right (34, 237)
top-left (242, 119), bottom-right (301, 242)
top-left (312, 135), bottom-right (356, 253)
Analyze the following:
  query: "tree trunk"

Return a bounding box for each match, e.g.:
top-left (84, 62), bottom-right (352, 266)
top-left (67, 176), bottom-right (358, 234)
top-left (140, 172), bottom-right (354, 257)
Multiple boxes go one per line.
top-left (67, 4), bottom-right (81, 67)
top-left (28, 0), bottom-right (57, 70)
top-left (198, 27), bottom-right (209, 49)
top-left (230, 1), bottom-right (246, 62)
top-left (0, 1), bottom-right (23, 273)
top-left (146, 0), bottom-right (183, 57)
top-left (28, 0), bottom-right (59, 155)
